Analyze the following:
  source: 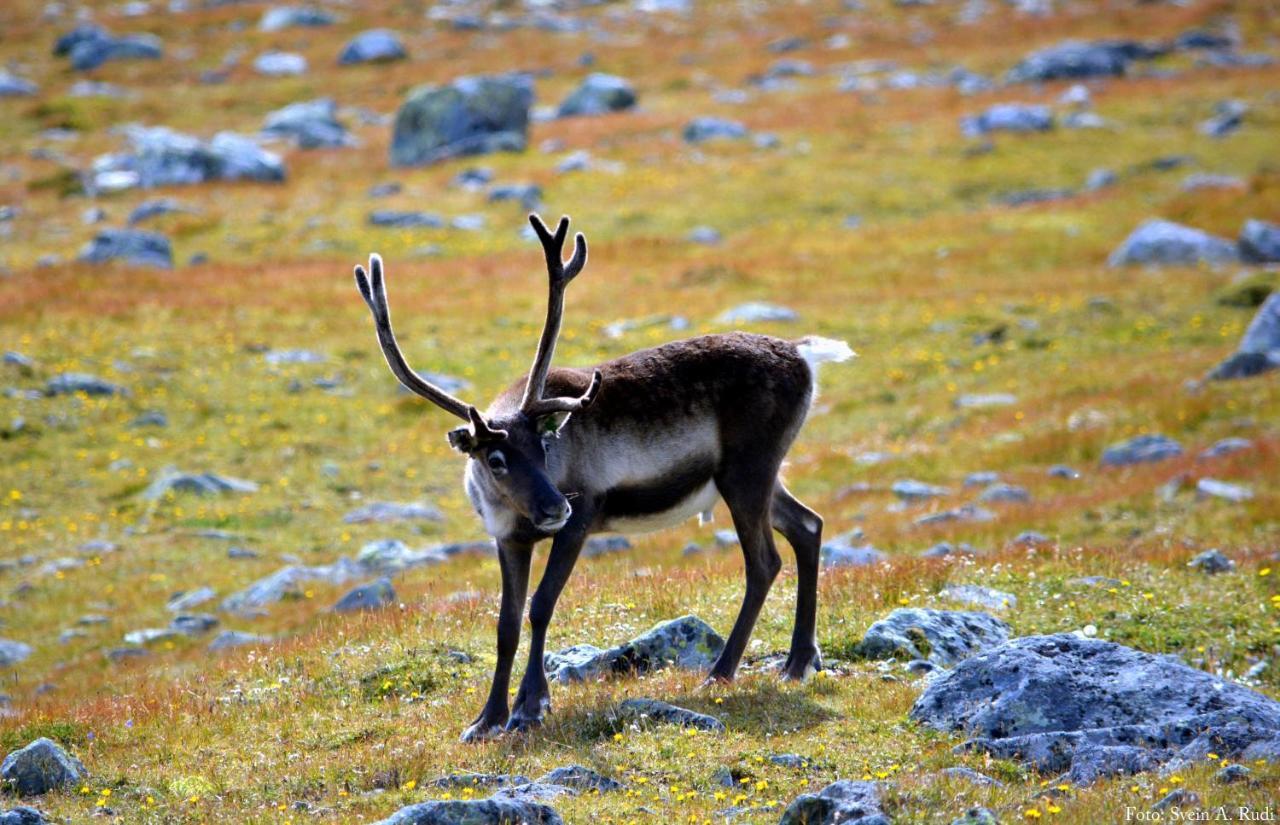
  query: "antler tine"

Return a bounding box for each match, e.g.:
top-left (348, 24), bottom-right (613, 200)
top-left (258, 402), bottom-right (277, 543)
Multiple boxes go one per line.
top-left (523, 369), bottom-right (603, 417)
top-left (353, 253), bottom-right (474, 423)
top-left (520, 214), bottom-right (594, 414)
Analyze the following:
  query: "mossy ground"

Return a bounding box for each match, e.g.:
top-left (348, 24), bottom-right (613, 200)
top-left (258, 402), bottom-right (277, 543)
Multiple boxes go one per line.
top-left (0, 0), bottom-right (1278, 822)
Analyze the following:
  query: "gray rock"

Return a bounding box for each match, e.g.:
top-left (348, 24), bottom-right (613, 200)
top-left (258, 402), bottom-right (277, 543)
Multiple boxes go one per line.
top-left (123, 627), bottom-right (179, 646)
top-left (488, 184), bottom-right (542, 209)
top-left (1196, 478), bottom-right (1253, 502)
top-left (170, 613), bottom-right (218, 635)
top-left (1181, 173), bottom-right (1245, 192)
top-left (977, 483), bottom-right (1030, 504)
top-left (141, 470), bottom-right (258, 499)
top-left (963, 472), bottom-right (1000, 488)
top-left (910, 634), bottom-right (1280, 783)
top-left (616, 698), bottom-right (725, 732)
top-left (554, 150), bottom-right (592, 173)
top-left (1187, 549), bottom-right (1235, 574)
top-left (583, 535), bottom-right (631, 557)
top-left (892, 479), bottom-right (949, 502)
top-left (820, 543), bottom-right (887, 568)
top-left (687, 226), bottom-right (722, 245)
top-left (1108, 219), bottom-right (1238, 267)
top-left (338, 29), bottom-right (406, 65)
top-left (1200, 100), bottom-right (1246, 138)
top-left (1153, 788), bottom-right (1199, 811)
top-left (0, 806), bottom-right (47, 825)
top-left (1208, 293), bottom-right (1280, 380)
top-left (920, 542), bottom-right (975, 559)
top-left (1240, 220), bottom-right (1280, 263)
top-left (429, 773), bottom-right (529, 790)
top-left (128, 198), bottom-right (192, 226)
top-left (0, 739), bottom-right (86, 796)
top-left (254, 51), bottom-right (307, 76)
top-left (777, 780), bottom-right (888, 825)
top-left (79, 228), bottom-right (172, 269)
top-left (0, 640), bottom-right (32, 667)
top-left (683, 117), bottom-right (748, 143)
top-left (207, 630), bottom-right (270, 651)
top-left (491, 783), bottom-right (575, 803)
top-left (355, 539), bottom-right (447, 574)
top-left (391, 74), bottom-right (533, 168)
top-left (543, 614), bottom-right (724, 683)
top-left (45, 373), bottom-right (125, 397)
top-left (534, 766), bottom-right (622, 792)
top-left (344, 501), bottom-right (442, 524)
top-left (65, 28), bottom-right (162, 71)
top-left (1201, 438), bottom-right (1252, 459)
top-left (1085, 168), bottom-right (1117, 191)
top-left (1007, 39), bottom-right (1148, 83)
top-left (715, 302), bottom-right (797, 325)
top-left (332, 578), bottom-right (395, 612)
top-left (955, 393), bottom-right (1016, 409)
top-left (856, 608), bottom-right (1009, 666)
top-left (263, 348), bottom-right (326, 365)
top-left (259, 6), bottom-right (335, 31)
top-left (939, 584), bottom-right (1017, 611)
top-left (0, 72), bottom-right (38, 97)
top-left (768, 754), bottom-right (812, 770)
top-left (950, 809), bottom-right (999, 825)
top-left (937, 767), bottom-right (1002, 788)
top-left (373, 799), bottom-right (563, 825)
top-left (558, 73), bottom-right (636, 117)
top-left (961, 103), bottom-right (1053, 136)
top-left (914, 505), bottom-right (995, 527)
top-left (105, 647), bottom-right (148, 663)
top-left (367, 210), bottom-right (444, 229)
top-left (1100, 434), bottom-right (1183, 466)
top-left (262, 99), bottom-right (351, 149)
top-left (1049, 464), bottom-right (1080, 479)
top-left (220, 558), bottom-right (364, 614)
top-left (91, 126), bottom-right (285, 190)
top-left (1214, 763), bottom-right (1250, 783)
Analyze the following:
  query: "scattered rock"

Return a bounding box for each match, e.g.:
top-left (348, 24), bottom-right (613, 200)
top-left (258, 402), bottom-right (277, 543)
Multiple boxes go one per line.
top-left (1084, 168), bottom-right (1117, 191)
top-left (583, 535), bottom-right (632, 558)
top-left (856, 608), bottom-right (1010, 666)
top-left (910, 634), bottom-right (1280, 784)
top-left (939, 584), bottom-right (1017, 611)
top-left (90, 126), bottom-right (285, 191)
top-left (1181, 173), bottom-right (1245, 192)
top-left (534, 766), bottom-right (622, 792)
top-left (1188, 549), bottom-right (1234, 574)
top-left (170, 613), bottom-right (218, 636)
top-left (429, 773), bottom-right (529, 791)
top-left (45, 373), bottom-right (125, 397)
top-left (254, 51), bottom-right (307, 77)
top-left (207, 630), bottom-right (271, 651)
top-left (1100, 434), bottom-right (1183, 466)
top-left (687, 226), bottom-right (722, 245)
top-left (955, 393), bottom-right (1016, 409)
top-left (1214, 764), bottom-right (1250, 784)
top-left (220, 558), bottom-right (364, 614)
top-left (263, 348), bottom-right (326, 365)
top-left (1049, 464), bottom-right (1080, 479)
top-left (332, 578), bottom-right (395, 612)
top-left (543, 614), bottom-right (724, 683)
top-left (128, 198), bottom-right (192, 226)
top-left (105, 647), bottom-right (148, 663)
top-left (79, 228), bottom-right (173, 269)
top-left (368, 211), bottom-right (444, 229)
top-left (0, 72), bottom-right (38, 98)
top-left (977, 483), bottom-right (1030, 504)
top-left (558, 73), bottom-right (637, 117)
top-left (616, 698), bottom-right (725, 732)
top-left (57, 25), bottom-right (162, 72)
top-left (1239, 220), bottom-right (1280, 264)
top-left (821, 543), bottom-right (887, 568)
top-left (683, 117), bottom-right (748, 143)
top-left (950, 809), bottom-right (999, 825)
top-left (339, 29), bottom-right (407, 65)
top-left (355, 539), bottom-right (447, 574)
top-left (1200, 437), bottom-right (1252, 459)
top-left (1153, 788), bottom-right (1199, 812)
top-left (1006, 40), bottom-right (1151, 83)
top-left (373, 799), bottom-right (563, 825)
top-left (1207, 293), bottom-right (1280, 381)
top-left (1108, 219), bottom-right (1238, 267)
top-left (892, 479), bottom-right (949, 502)
top-left (390, 74), bottom-right (533, 167)
top-left (964, 472), bottom-right (999, 488)
top-left (914, 505), bottom-right (995, 527)
top-left (920, 542), bottom-right (975, 559)
top-left (259, 6), bottom-right (335, 32)
top-left (488, 184), bottom-right (542, 209)
top-left (0, 640), bottom-right (32, 667)
top-left (961, 103), bottom-right (1053, 136)
top-left (0, 806), bottom-right (47, 824)
top-left (262, 99), bottom-right (352, 149)
top-left (937, 767), bottom-right (1002, 788)
top-left (1196, 477), bottom-right (1253, 503)
top-left (0, 738), bottom-right (86, 796)
top-left (716, 302), bottom-right (797, 324)
top-left (1200, 100), bottom-right (1246, 138)
top-left (141, 470), bottom-right (258, 499)
top-left (777, 780), bottom-right (888, 825)
top-left (343, 501), bottom-right (442, 524)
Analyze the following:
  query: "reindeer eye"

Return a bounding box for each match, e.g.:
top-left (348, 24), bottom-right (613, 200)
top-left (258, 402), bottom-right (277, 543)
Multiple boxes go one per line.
top-left (486, 451), bottom-right (508, 475)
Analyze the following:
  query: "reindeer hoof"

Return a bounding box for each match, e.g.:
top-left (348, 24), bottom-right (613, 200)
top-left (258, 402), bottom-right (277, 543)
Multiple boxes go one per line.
top-left (505, 710), bottom-right (545, 733)
top-left (459, 720), bottom-right (507, 743)
top-left (781, 649), bottom-right (823, 682)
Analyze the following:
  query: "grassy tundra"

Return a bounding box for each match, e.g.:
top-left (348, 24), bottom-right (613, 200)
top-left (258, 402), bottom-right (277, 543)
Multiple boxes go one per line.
top-left (0, 0), bottom-right (1278, 822)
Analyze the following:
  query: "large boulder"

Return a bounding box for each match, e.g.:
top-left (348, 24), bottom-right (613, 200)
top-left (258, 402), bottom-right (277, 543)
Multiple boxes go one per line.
top-left (1006, 39), bottom-right (1153, 83)
top-left (1, 739), bottom-right (87, 796)
top-left (1108, 219), bottom-right (1238, 267)
top-left (78, 228), bottom-right (172, 269)
top-left (338, 29), bottom-right (407, 65)
top-left (543, 614), bottom-right (723, 683)
top-left (90, 126), bottom-right (285, 191)
top-left (777, 780), bottom-right (889, 825)
top-left (0, 640), bottom-right (32, 667)
top-left (374, 799), bottom-right (563, 825)
top-left (390, 74), bottom-right (533, 167)
top-left (262, 98), bottom-right (351, 148)
top-left (557, 73), bottom-right (637, 117)
top-left (1208, 292), bottom-right (1280, 380)
top-left (856, 609), bottom-right (1010, 666)
top-left (1239, 219), bottom-right (1280, 263)
top-left (910, 634), bottom-right (1280, 784)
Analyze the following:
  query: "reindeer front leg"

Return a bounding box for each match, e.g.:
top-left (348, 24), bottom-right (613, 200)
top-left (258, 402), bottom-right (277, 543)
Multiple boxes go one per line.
top-left (507, 504), bottom-right (595, 732)
top-left (461, 539), bottom-right (532, 743)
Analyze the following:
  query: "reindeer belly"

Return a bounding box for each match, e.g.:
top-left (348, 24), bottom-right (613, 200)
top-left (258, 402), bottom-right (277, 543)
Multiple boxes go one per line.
top-left (599, 454), bottom-right (718, 535)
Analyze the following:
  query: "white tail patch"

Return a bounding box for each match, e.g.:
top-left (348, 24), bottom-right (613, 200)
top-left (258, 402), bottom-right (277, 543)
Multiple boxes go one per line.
top-left (797, 336), bottom-right (855, 370)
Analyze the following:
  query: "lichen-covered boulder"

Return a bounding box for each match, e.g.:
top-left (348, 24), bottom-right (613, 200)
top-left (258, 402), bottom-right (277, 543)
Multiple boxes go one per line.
top-left (535, 766), bottom-right (622, 792)
top-left (543, 615), bottom-right (724, 683)
top-left (1108, 219), bottom-right (1238, 267)
top-left (910, 634), bottom-right (1280, 784)
top-left (390, 74), bottom-right (532, 167)
top-left (856, 609), bottom-right (1010, 666)
top-left (777, 780), bottom-right (888, 825)
top-left (373, 798), bottom-right (563, 825)
top-left (615, 698), bottom-right (725, 732)
top-left (1, 739), bottom-right (87, 796)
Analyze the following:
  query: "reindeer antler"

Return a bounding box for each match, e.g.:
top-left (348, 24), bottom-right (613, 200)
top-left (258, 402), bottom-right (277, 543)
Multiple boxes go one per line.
top-left (520, 214), bottom-right (603, 417)
top-left (354, 253), bottom-right (479, 424)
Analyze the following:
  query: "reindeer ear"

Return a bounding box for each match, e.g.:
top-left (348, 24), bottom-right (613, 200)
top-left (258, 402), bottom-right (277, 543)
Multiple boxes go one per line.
top-left (447, 427), bottom-right (478, 453)
top-left (536, 410), bottom-right (573, 437)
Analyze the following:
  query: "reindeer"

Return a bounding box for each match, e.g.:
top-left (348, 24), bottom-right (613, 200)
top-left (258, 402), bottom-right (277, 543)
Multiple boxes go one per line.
top-left (354, 214), bottom-right (853, 741)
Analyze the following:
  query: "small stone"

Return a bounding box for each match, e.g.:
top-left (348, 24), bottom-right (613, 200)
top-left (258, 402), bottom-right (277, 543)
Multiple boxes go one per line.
top-left (332, 578), bottom-right (395, 612)
top-left (939, 584), bottom-right (1017, 611)
top-left (343, 501), bottom-right (441, 524)
top-left (1153, 789), bottom-right (1199, 811)
top-left (367, 211), bottom-right (444, 229)
top-left (821, 543), bottom-right (887, 568)
top-left (79, 228), bottom-right (172, 269)
top-left (1048, 464), bottom-right (1080, 479)
top-left (0, 640), bottom-right (33, 667)
top-left (1196, 478), bottom-right (1253, 502)
top-left (1101, 434), bottom-right (1183, 466)
top-left (170, 613), bottom-right (219, 635)
top-left (951, 808), bottom-right (999, 825)
top-left (961, 103), bottom-right (1053, 136)
top-left (1214, 764), bottom-right (1250, 784)
top-left (687, 226), bottom-right (722, 245)
top-left (535, 766), bottom-right (622, 792)
top-left (557, 73), bottom-right (637, 117)
top-left (616, 698), bottom-right (725, 732)
top-left (207, 630), bottom-right (271, 651)
top-left (715, 302), bottom-right (797, 324)
top-left (1200, 438), bottom-right (1253, 459)
top-left (683, 117), bottom-right (748, 143)
top-left (583, 536), bottom-right (632, 558)
top-left (166, 586), bottom-right (216, 612)
top-left (253, 51), bottom-right (307, 76)
top-left (977, 483), bottom-right (1030, 504)
top-left (1239, 220), bottom-right (1280, 264)
top-left (338, 29), bottom-right (406, 65)
top-left (1188, 549), bottom-right (1235, 574)
top-left (892, 479), bottom-right (949, 502)
top-left (141, 471), bottom-right (258, 500)
top-left (45, 373), bottom-right (125, 397)
top-left (1108, 220), bottom-right (1238, 267)
top-left (259, 6), bottom-right (335, 32)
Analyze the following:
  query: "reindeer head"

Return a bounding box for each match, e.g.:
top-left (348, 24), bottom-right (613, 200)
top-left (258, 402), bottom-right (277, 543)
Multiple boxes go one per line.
top-left (354, 214), bottom-right (602, 534)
